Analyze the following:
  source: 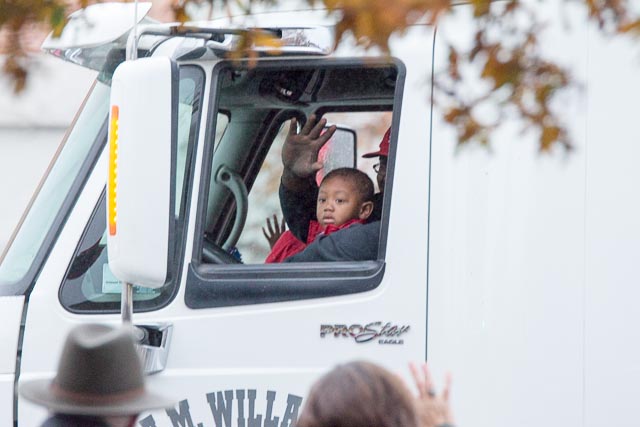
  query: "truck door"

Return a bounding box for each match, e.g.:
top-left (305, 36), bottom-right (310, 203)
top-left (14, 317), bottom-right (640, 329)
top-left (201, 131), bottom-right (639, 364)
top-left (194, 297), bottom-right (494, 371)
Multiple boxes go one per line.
top-left (131, 54), bottom-right (430, 426)
top-left (18, 27), bottom-right (433, 427)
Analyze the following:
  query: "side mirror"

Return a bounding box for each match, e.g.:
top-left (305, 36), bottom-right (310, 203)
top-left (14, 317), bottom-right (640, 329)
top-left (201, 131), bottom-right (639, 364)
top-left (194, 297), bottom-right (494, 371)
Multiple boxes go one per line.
top-left (316, 125), bottom-right (357, 185)
top-left (107, 57), bottom-right (178, 289)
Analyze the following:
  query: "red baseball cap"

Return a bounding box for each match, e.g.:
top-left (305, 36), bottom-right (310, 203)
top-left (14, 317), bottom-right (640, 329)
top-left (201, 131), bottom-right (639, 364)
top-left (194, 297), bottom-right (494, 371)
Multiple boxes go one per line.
top-left (362, 127), bottom-right (391, 158)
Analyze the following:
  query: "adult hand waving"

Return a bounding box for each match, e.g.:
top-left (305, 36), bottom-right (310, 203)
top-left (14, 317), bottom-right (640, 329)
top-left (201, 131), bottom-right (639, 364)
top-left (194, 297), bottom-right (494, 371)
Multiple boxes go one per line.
top-left (281, 115), bottom-right (336, 188)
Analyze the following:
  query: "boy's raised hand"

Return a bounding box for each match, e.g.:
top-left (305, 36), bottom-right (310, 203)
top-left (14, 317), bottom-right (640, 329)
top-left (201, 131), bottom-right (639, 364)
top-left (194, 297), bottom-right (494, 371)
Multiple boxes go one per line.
top-left (282, 115), bottom-right (337, 181)
top-left (262, 215), bottom-right (287, 249)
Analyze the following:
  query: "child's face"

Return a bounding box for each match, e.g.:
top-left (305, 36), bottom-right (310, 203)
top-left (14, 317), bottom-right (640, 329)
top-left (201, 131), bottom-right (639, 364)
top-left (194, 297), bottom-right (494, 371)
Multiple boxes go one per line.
top-left (316, 176), bottom-right (370, 228)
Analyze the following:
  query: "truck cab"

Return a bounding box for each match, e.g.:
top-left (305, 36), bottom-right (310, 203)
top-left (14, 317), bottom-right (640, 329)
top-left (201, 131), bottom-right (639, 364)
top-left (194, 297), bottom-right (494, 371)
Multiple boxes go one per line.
top-left (1, 3), bottom-right (430, 426)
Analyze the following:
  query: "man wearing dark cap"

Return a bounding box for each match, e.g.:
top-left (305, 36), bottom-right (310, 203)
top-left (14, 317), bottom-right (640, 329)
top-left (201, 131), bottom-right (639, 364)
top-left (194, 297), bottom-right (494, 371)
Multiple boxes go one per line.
top-left (278, 115), bottom-right (390, 262)
top-left (20, 324), bottom-right (175, 427)
top-left (361, 126), bottom-right (390, 222)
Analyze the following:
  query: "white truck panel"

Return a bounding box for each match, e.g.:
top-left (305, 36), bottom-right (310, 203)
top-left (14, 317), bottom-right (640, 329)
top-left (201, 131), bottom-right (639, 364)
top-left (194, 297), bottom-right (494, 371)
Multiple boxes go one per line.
top-left (429, 5), bottom-right (640, 427)
top-left (583, 24), bottom-right (640, 427)
top-left (0, 374), bottom-right (18, 426)
top-left (0, 297), bottom-right (24, 374)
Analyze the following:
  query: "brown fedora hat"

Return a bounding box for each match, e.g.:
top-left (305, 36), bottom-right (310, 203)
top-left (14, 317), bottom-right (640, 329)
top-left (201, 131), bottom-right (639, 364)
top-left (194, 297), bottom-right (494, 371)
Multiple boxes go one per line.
top-left (20, 324), bottom-right (175, 416)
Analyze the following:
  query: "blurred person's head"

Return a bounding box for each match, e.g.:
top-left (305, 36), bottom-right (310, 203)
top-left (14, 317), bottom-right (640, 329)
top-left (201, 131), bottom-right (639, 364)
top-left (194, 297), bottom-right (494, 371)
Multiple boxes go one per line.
top-left (316, 168), bottom-right (374, 229)
top-left (297, 360), bottom-right (419, 427)
top-left (363, 127), bottom-right (390, 191)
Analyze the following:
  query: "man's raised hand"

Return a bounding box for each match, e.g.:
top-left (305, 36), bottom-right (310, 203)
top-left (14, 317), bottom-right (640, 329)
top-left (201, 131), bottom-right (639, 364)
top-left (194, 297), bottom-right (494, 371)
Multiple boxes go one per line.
top-left (281, 115), bottom-right (337, 180)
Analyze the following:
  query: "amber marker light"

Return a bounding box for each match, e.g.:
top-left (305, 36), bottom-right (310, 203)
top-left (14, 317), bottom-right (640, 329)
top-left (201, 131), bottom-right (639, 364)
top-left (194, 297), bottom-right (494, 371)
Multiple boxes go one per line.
top-left (108, 105), bottom-right (119, 236)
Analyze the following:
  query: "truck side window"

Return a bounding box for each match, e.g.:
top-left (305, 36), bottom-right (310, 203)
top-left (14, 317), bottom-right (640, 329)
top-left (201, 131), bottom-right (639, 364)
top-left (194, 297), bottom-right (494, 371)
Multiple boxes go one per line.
top-left (234, 112), bottom-right (392, 263)
top-left (59, 65), bottom-right (210, 313)
top-left (186, 59), bottom-right (403, 309)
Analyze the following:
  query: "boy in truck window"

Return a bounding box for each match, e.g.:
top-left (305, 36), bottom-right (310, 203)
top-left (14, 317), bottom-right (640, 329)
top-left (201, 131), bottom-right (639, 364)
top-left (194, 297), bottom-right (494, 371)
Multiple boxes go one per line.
top-left (277, 115), bottom-right (386, 262)
top-left (266, 168), bottom-right (374, 262)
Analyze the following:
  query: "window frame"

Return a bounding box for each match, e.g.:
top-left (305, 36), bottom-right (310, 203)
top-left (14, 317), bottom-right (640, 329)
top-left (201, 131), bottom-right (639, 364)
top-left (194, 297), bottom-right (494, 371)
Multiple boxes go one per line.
top-left (187, 57), bottom-right (406, 309)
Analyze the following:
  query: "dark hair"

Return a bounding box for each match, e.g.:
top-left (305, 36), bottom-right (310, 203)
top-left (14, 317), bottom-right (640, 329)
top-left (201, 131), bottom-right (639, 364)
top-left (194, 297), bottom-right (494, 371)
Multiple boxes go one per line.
top-left (297, 361), bottom-right (418, 427)
top-left (320, 168), bottom-right (374, 203)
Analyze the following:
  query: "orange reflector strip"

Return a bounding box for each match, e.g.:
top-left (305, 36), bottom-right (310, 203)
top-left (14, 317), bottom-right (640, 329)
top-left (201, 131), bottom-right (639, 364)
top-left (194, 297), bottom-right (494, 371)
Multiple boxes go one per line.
top-left (108, 105), bottom-right (119, 236)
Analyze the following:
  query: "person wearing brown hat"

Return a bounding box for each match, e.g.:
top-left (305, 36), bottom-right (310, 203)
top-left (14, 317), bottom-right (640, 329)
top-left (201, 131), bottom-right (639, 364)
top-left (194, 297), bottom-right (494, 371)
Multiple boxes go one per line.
top-left (278, 115), bottom-right (388, 262)
top-left (20, 323), bottom-right (175, 427)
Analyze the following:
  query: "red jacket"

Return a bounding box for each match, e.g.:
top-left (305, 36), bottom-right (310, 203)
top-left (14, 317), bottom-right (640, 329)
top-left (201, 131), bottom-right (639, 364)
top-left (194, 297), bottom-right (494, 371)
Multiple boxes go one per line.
top-left (265, 219), bottom-right (365, 263)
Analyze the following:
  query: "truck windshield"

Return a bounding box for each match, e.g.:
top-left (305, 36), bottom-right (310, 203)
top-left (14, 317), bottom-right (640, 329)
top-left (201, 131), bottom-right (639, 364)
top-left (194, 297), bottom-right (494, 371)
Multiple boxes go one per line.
top-left (0, 82), bottom-right (110, 289)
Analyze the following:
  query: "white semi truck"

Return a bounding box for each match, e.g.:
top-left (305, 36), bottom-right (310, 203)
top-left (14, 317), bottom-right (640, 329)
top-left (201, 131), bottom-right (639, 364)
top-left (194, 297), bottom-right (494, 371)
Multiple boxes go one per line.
top-left (1, 1), bottom-right (639, 426)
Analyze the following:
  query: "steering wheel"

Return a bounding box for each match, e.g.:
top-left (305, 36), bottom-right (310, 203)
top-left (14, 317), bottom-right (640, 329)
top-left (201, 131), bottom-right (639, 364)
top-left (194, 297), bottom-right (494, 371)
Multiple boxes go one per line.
top-left (215, 165), bottom-right (249, 251)
top-left (202, 238), bottom-right (242, 264)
